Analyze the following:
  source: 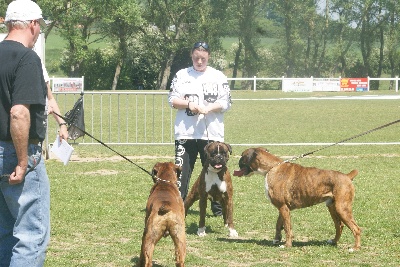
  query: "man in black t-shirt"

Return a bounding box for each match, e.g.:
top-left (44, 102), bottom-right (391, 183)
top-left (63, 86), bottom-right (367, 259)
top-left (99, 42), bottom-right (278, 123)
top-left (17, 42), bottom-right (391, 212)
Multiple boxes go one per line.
top-left (0, 1), bottom-right (52, 266)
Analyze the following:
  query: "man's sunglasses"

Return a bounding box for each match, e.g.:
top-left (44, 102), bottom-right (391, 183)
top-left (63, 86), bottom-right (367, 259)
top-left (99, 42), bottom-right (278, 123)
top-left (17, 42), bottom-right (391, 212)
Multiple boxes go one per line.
top-left (193, 42), bottom-right (209, 51)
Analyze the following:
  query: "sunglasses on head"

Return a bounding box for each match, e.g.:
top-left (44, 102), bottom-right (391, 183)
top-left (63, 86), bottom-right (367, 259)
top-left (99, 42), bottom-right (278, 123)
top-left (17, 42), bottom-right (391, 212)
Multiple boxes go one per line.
top-left (193, 42), bottom-right (209, 51)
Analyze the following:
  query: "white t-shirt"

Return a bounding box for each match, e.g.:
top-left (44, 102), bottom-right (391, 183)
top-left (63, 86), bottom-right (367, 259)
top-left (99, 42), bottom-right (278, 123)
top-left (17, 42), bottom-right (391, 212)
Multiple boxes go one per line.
top-left (42, 63), bottom-right (50, 82)
top-left (168, 66), bottom-right (231, 141)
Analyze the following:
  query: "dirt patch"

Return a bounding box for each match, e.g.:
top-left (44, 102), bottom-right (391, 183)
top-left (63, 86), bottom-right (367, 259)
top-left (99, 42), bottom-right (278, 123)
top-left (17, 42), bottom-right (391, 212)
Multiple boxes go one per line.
top-left (84, 169), bottom-right (119, 176)
top-left (51, 152), bottom-right (400, 163)
top-left (64, 154), bottom-right (174, 163)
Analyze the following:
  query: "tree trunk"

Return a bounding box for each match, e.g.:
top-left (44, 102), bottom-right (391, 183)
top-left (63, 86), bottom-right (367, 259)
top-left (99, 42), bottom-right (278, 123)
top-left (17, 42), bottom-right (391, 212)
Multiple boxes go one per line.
top-left (317, 0), bottom-right (329, 77)
top-left (159, 52), bottom-right (175, 90)
top-left (111, 58), bottom-right (123, 91)
top-left (283, 1), bottom-right (293, 77)
top-left (230, 39), bottom-right (242, 90)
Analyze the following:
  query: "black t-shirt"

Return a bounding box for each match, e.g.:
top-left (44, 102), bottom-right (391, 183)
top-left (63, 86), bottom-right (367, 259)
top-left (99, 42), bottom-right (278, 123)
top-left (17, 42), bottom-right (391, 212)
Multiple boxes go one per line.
top-left (0, 40), bottom-right (47, 141)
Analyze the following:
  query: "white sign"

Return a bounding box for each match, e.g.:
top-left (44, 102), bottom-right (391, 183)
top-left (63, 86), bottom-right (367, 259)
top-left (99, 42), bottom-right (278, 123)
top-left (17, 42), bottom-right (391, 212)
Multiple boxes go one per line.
top-left (282, 78), bottom-right (313, 92)
top-left (312, 78), bottom-right (341, 92)
top-left (51, 77), bottom-right (84, 92)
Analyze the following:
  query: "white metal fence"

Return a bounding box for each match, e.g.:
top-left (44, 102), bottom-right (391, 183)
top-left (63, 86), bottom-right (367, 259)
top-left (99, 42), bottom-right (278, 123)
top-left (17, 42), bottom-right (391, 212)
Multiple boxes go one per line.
top-left (46, 76), bottom-right (400, 149)
top-left (229, 76), bottom-right (400, 92)
top-left (48, 91), bottom-right (174, 146)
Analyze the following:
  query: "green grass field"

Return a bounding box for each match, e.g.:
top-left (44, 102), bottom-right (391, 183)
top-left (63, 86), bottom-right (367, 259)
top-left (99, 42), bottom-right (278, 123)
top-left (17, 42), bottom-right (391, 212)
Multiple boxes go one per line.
top-left (43, 91), bottom-right (400, 266)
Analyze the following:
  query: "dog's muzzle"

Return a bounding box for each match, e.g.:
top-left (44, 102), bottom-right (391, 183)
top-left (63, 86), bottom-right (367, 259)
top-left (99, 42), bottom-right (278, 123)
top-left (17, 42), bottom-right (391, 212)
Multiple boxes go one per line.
top-left (233, 157), bottom-right (253, 177)
top-left (208, 152), bottom-right (228, 170)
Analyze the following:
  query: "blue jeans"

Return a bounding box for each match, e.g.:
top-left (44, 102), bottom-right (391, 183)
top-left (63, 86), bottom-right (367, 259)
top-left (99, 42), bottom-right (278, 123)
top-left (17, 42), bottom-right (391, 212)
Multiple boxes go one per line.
top-left (0, 141), bottom-right (50, 267)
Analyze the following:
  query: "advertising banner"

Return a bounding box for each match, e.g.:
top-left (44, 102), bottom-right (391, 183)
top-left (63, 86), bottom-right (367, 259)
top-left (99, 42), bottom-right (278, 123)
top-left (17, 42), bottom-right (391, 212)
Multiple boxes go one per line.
top-left (282, 78), bottom-right (313, 92)
top-left (51, 77), bottom-right (84, 92)
top-left (312, 78), bottom-right (341, 91)
top-left (340, 78), bottom-right (369, 91)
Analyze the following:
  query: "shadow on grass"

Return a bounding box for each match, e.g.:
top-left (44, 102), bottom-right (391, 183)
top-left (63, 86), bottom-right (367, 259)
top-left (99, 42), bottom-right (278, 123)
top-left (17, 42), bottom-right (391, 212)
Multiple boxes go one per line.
top-left (186, 221), bottom-right (223, 235)
top-left (186, 209), bottom-right (199, 216)
top-left (130, 256), bottom-right (165, 267)
top-left (186, 208), bottom-right (229, 236)
top-left (217, 237), bottom-right (333, 248)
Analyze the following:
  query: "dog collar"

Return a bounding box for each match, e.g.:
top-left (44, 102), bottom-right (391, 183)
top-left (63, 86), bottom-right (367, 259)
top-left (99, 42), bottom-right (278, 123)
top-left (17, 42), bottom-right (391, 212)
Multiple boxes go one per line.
top-left (155, 176), bottom-right (178, 186)
top-left (264, 160), bottom-right (288, 175)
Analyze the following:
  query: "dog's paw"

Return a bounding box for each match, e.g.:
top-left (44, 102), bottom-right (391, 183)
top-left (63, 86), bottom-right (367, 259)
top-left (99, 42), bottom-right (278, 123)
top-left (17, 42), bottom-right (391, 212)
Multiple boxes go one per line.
top-left (197, 227), bottom-right (206, 237)
top-left (228, 228), bottom-right (238, 237)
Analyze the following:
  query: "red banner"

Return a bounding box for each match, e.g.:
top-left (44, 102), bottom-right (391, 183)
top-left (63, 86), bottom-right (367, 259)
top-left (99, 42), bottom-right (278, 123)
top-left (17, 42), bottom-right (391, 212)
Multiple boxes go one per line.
top-left (340, 78), bottom-right (368, 91)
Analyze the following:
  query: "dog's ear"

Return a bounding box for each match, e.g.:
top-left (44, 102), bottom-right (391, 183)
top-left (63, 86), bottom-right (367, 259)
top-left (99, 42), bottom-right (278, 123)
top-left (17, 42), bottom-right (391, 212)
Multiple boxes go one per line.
top-left (244, 148), bottom-right (255, 156)
top-left (152, 163), bottom-right (161, 183)
top-left (226, 143), bottom-right (232, 155)
top-left (248, 148), bottom-right (257, 162)
top-left (204, 141), bottom-right (214, 156)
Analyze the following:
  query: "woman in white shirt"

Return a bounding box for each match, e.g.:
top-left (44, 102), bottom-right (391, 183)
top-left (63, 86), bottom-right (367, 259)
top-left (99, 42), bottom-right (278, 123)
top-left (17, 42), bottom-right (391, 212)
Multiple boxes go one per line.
top-left (168, 41), bottom-right (232, 216)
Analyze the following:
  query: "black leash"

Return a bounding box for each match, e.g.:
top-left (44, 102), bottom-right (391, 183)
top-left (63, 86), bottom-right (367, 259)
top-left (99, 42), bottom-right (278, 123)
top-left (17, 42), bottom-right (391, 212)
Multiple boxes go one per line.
top-left (53, 111), bottom-right (153, 177)
top-left (202, 114), bottom-right (210, 143)
top-left (285, 118), bottom-right (400, 162)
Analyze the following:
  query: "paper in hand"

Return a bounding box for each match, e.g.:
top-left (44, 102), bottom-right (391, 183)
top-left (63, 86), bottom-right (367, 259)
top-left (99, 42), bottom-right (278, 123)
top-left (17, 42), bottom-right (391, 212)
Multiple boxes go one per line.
top-left (50, 136), bottom-right (74, 165)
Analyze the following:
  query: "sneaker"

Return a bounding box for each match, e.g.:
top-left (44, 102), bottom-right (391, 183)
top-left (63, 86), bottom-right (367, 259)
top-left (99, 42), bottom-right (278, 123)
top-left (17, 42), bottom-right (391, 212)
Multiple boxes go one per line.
top-left (211, 201), bottom-right (222, 216)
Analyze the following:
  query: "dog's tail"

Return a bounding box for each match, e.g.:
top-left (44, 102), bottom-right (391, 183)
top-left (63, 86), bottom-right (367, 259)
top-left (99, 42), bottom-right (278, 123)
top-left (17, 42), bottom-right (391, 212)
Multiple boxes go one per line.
top-left (158, 201), bottom-right (172, 215)
top-left (347, 169), bottom-right (358, 180)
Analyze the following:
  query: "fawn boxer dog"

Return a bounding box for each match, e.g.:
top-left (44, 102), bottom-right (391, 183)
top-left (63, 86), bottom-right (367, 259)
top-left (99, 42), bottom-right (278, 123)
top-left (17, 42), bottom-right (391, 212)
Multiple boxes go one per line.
top-left (233, 148), bottom-right (361, 251)
top-left (138, 162), bottom-right (186, 267)
top-left (184, 141), bottom-right (238, 237)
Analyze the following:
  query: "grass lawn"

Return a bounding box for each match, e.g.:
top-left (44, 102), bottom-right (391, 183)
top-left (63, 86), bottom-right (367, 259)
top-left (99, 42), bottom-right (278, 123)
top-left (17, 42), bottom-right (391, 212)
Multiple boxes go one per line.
top-left (44, 91), bottom-right (400, 266)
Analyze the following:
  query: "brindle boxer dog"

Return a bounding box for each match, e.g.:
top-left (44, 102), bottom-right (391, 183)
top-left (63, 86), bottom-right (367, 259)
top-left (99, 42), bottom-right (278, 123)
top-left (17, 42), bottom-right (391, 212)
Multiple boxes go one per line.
top-left (184, 141), bottom-right (238, 237)
top-left (233, 147), bottom-right (361, 251)
top-left (138, 162), bottom-right (186, 267)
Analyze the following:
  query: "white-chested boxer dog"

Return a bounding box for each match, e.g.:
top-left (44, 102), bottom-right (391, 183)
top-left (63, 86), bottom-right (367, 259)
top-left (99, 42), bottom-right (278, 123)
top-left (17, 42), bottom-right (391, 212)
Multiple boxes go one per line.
top-left (184, 141), bottom-right (238, 237)
top-left (138, 162), bottom-right (186, 267)
top-left (233, 147), bottom-right (361, 251)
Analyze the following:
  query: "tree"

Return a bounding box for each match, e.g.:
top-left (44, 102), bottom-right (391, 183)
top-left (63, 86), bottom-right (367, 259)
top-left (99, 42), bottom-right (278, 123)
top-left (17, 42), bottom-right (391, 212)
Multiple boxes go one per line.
top-left (33, 0), bottom-right (400, 90)
top-left (141, 0), bottom-right (229, 90)
top-left (98, 0), bottom-right (143, 90)
top-left (229, 0), bottom-right (268, 90)
top-left (39, 0), bottom-right (106, 77)
top-left (302, 0), bottom-right (330, 77)
top-left (272, 0), bottom-right (299, 77)
top-left (329, 0), bottom-right (363, 77)
top-left (141, 0), bottom-right (202, 90)
top-left (386, 0), bottom-right (400, 89)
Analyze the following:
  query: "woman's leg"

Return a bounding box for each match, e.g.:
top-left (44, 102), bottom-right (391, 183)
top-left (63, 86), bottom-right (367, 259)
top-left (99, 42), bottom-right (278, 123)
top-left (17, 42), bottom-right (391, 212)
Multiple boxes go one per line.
top-left (174, 139), bottom-right (198, 200)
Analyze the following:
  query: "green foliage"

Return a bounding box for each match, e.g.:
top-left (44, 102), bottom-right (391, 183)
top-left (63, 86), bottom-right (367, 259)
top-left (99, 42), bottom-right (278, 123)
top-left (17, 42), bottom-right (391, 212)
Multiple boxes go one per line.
top-left (0, 1), bottom-right (8, 19)
top-left (76, 48), bottom-right (116, 90)
top-left (34, 0), bottom-right (400, 90)
top-left (68, 46), bottom-right (160, 90)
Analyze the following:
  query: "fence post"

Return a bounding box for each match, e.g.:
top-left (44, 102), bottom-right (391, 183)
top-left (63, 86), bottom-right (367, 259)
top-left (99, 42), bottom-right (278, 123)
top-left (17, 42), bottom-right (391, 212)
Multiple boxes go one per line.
top-left (396, 76), bottom-right (399, 93)
top-left (367, 76), bottom-right (370, 91)
top-left (253, 76), bottom-right (257, 92)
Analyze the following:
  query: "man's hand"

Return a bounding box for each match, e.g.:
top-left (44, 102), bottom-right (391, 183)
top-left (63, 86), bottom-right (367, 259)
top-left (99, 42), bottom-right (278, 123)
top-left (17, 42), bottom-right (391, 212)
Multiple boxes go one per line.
top-left (9, 164), bottom-right (27, 185)
top-left (59, 124), bottom-right (69, 141)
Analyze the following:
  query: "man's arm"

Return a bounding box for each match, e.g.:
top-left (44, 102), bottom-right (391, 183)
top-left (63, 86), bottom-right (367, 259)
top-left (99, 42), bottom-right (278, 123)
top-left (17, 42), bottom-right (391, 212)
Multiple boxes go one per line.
top-left (9, 104), bottom-right (30, 184)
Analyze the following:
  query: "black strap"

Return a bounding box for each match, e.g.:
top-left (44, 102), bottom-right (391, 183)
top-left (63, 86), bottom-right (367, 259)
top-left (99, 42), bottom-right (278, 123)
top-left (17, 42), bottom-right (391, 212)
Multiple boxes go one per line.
top-left (301, 118), bottom-right (400, 158)
top-left (52, 111), bottom-right (153, 177)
